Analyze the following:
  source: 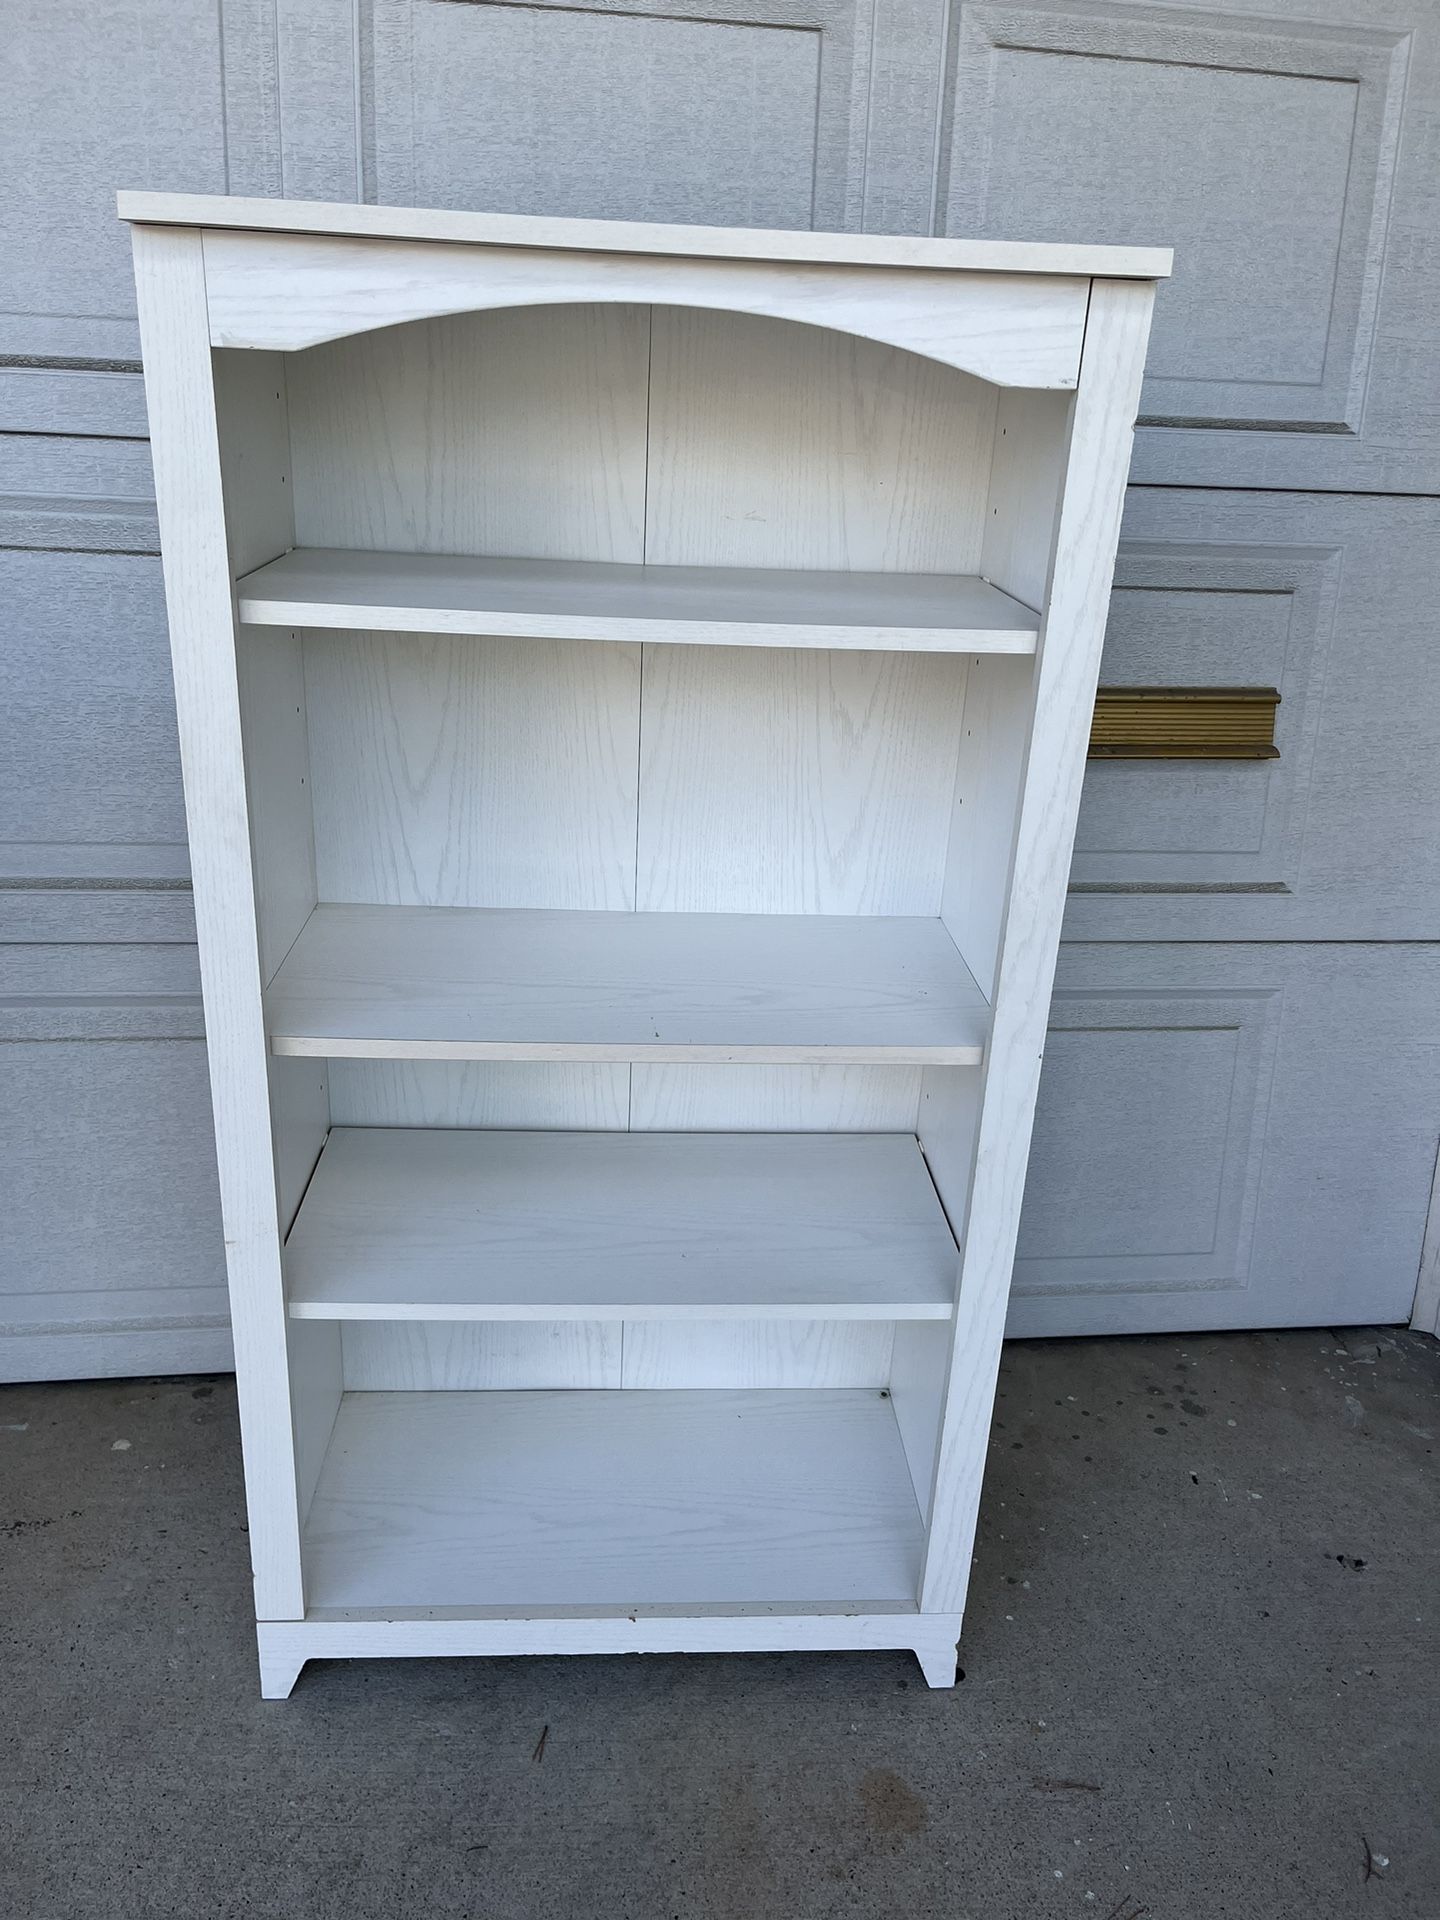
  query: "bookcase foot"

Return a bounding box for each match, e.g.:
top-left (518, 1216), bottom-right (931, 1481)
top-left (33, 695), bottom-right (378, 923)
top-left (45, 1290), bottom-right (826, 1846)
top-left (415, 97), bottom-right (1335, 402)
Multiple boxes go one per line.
top-left (914, 1637), bottom-right (960, 1689)
top-left (258, 1635), bottom-right (306, 1700)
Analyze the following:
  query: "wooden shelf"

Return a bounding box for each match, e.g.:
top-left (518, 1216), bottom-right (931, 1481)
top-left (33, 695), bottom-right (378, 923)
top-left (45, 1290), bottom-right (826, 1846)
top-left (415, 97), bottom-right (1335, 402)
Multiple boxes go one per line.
top-left (302, 1387), bottom-right (925, 1611)
top-left (285, 1128), bottom-right (958, 1321)
top-left (236, 548), bottom-right (1040, 654)
top-left (265, 905), bottom-right (990, 1064)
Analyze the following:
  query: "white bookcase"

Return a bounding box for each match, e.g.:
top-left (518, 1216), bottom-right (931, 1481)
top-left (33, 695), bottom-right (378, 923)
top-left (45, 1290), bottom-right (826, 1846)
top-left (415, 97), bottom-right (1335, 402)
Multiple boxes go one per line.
top-left (122, 192), bottom-right (1168, 1699)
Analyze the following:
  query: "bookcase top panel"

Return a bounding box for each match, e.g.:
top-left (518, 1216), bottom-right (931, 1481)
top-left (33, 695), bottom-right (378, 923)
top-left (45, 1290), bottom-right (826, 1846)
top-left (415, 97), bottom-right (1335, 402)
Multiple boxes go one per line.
top-left (118, 192), bottom-right (1172, 282)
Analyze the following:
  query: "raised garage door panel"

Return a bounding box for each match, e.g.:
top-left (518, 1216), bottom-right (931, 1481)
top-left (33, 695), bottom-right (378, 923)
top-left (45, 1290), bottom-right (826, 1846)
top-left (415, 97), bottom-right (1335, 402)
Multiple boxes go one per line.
top-left (0, 551), bottom-right (188, 886)
top-left (357, 0), bottom-right (945, 234)
top-left (0, 946), bottom-right (230, 1382)
top-left (940, 0), bottom-right (1440, 492)
top-left (1062, 490), bottom-right (1440, 944)
top-left (1010, 944), bottom-right (1440, 1336)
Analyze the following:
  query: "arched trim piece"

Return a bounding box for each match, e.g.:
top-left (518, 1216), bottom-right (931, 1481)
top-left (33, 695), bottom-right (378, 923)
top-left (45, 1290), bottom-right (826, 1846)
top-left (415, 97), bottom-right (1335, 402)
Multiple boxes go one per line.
top-left (203, 231), bottom-right (1087, 389)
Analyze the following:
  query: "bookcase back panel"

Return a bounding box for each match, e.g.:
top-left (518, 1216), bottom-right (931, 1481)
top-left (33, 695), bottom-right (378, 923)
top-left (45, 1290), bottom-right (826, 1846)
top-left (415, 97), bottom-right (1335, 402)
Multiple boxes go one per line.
top-left (637, 644), bottom-right (968, 916)
top-left (328, 1061), bottom-right (921, 1134)
top-left (340, 1319), bottom-right (897, 1392)
top-left (287, 305), bottom-right (650, 562)
top-left (644, 309), bottom-right (996, 574)
top-left (283, 305), bottom-right (998, 574)
top-left (628, 1065), bottom-right (921, 1133)
top-left (327, 1060), bottom-right (630, 1130)
top-left (300, 636), bottom-right (971, 921)
top-left (303, 629), bottom-right (640, 910)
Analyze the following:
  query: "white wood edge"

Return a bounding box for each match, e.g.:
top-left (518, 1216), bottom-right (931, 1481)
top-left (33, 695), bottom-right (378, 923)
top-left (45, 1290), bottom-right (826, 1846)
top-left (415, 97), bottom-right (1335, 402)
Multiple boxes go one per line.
top-left (129, 225), bottom-right (307, 1619)
top-left (268, 1036), bottom-right (987, 1065)
top-left (238, 598), bottom-right (1038, 654)
top-left (118, 192), bottom-right (1171, 281)
top-left (917, 279), bottom-right (1158, 1615)
top-left (288, 1301), bottom-right (953, 1322)
top-left (255, 1614), bottom-right (962, 1697)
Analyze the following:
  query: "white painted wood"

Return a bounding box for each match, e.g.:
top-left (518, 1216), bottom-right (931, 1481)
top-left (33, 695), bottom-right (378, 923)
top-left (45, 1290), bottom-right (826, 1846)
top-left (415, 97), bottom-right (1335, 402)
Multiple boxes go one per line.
top-left (238, 549), bottom-right (1039, 653)
top-left (125, 198), bottom-right (1162, 1693)
top-left (916, 1066), bottom-right (982, 1247)
top-left (303, 1388), bottom-right (924, 1610)
top-left (888, 1322), bottom-right (951, 1524)
top-left (212, 354), bottom-right (315, 988)
top-left (264, 906), bottom-right (991, 1064)
top-left (285, 305), bottom-right (648, 562)
top-left (942, 657), bottom-right (1034, 1000)
top-left (628, 1066), bottom-right (920, 1134)
top-left (915, 1640), bottom-right (961, 1689)
top-left (119, 190), bottom-right (1173, 279)
top-left (328, 1061), bottom-right (629, 1131)
top-left (258, 1641), bottom-right (309, 1702)
top-left (341, 1321), bottom-right (621, 1391)
top-left (201, 233), bottom-right (1089, 387)
top-left (302, 630), bottom-right (639, 910)
top-left (645, 309), bottom-right (997, 574)
top-left (255, 1613), bottom-right (966, 1700)
top-left (286, 1129), bottom-right (956, 1321)
top-left (980, 389), bottom-right (1070, 612)
top-left (637, 647), bottom-right (969, 915)
top-left (235, 630), bottom-right (318, 985)
top-left (128, 228), bottom-right (305, 1619)
top-left (212, 350), bottom-right (294, 578)
top-left (208, 351), bottom-right (333, 1267)
top-left (620, 1322), bottom-right (895, 1390)
top-left (288, 1318), bottom-right (342, 1532)
top-left (919, 281), bottom-right (1158, 1616)
top-left (268, 1056), bottom-right (330, 1243)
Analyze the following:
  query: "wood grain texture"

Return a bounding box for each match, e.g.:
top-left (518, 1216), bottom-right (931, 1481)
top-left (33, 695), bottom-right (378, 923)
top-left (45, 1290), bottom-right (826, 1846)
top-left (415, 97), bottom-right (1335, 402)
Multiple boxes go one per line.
top-left (888, 1320), bottom-right (952, 1523)
top-left (980, 389), bottom-right (1070, 612)
top-left (121, 190), bottom-right (1172, 278)
top-left (620, 1321), bottom-right (895, 1389)
top-left (268, 1054), bottom-right (331, 1241)
top-left (255, 1614), bottom-right (965, 1699)
top-left (920, 281), bottom-right (1157, 1614)
top-left (212, 349), bottom-right (294, 576)
top-left (265, 905), bottom-right (991, 1064)
top-left (340, 1321), bottom-right (621, 1391)
top-left (200, 232), bottom-right (1090, 386)
top-left (288, 1318), bottom-right (342, 1532)
top-left (239, 550), bottom-right (1038, 652)
top-left (637, 645), bottom-right (970, 914)
top-left (645, 308), bottom-right (997, 573)
top-left (628, 1065), bottom-right (921, 1133)
top-left (301, 1388), bottom-right (925, 1609)
top-left (285, 305), bottom-right (648, 561)
top-left (235, 628), bottom-right (318, 985)
top-left (285, 1129), bottom-right (956, 1321)
top-left (942, 655), bottom-right (1034, 1000)
top-left (327, 1061), bottom-right (629, 1131)
top-left (302, 630), bottom-right (639, 910)
top-left (129, 227), bottom-right (305, 1617)
top-left (216, 346), bottom-right (316, 988)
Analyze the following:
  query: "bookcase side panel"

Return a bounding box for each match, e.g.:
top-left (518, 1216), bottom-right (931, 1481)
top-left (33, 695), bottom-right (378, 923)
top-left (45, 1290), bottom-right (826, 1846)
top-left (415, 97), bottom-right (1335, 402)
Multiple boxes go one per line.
top-left (920, 282), bottom-right (1157, 1615)
top-left (131, 227), bottom-right (306, 1619)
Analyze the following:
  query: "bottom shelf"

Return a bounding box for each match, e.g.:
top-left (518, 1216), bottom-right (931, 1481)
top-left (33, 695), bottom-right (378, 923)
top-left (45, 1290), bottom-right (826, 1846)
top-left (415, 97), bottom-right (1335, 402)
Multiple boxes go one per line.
top-left (303, 1388), bottom-right (925, 1612)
